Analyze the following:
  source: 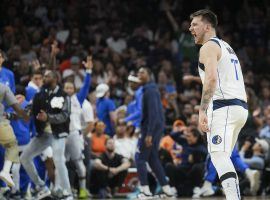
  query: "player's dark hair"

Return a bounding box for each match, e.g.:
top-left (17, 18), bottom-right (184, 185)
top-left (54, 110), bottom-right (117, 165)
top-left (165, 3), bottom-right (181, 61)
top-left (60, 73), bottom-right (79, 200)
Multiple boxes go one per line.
top-left (31, 69), bottom-right (43, 76)
top-left (190, 9), bottom-right (218, 29)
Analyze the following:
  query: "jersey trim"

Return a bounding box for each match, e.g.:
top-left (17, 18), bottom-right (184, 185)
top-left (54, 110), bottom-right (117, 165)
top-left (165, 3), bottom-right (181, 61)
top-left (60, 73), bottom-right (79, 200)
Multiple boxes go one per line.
top-left (217, 68), bottom-right (225, 99)
top-left (213, 98), bottom-right (248, 111)
top-left (209, 38), bottom-right (221, 48)
top-left (198, 62), bottom-right (205, 71)
top-left (223, 106), bottom-right (229, 152)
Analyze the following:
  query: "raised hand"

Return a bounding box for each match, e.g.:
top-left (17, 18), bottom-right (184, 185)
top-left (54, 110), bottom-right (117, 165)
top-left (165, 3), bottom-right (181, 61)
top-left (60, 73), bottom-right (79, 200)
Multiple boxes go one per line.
top-left (51, 40), bottom-right (60, 56)
top-left (31, 59), bottom-right (41, 70)
top-left (82, 56), bottom-right (93, 70)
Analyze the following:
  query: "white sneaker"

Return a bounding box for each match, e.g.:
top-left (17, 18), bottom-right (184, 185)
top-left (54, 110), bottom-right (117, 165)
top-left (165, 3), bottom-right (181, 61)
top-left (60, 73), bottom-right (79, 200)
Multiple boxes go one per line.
top-left (160, 185), bottom-right (175, 198)
top-left (137, 192), bottom-right (155, 200)
top-left (200, 184), bottom-right (215, 197)
top-left (35, 185), bottom-right (51, 200)
top-left (192, 187), bottom-right (201, 198)
top-left (246, 169), bottom-right (260, 195)
top-left (64, 195), bottom-right (74, 200)
top-left (0, 171), bottom-right (15, 187)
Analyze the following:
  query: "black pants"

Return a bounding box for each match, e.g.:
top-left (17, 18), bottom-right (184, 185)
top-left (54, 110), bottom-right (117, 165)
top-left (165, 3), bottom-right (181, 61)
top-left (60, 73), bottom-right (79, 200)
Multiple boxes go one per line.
top-left (165, 162), bottom-right (204, 196)
top-left (90, 169), bottom-right (127, 194)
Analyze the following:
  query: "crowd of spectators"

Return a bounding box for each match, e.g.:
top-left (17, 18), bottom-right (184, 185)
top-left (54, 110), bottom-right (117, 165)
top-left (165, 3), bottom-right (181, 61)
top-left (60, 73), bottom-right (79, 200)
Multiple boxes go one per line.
top-left (0, 0), bottom-right (270, 198)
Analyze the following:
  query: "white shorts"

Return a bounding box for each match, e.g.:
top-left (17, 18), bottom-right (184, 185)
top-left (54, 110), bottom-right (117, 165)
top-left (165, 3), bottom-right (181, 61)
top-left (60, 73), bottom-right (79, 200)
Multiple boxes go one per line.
top-left (207, 105), bottom-right (248, 154)
top-left (65, 130), bottom-right (84, 161)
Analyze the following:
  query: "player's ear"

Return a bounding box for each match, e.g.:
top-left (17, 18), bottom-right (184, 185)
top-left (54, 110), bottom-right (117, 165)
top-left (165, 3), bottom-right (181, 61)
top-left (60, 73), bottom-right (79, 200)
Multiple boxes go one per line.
top-left (205, 23), bottom-right (211, 31)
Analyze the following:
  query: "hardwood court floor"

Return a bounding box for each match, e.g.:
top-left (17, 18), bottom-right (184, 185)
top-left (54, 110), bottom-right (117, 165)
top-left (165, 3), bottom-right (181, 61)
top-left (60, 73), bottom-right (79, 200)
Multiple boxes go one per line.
top-left (176, 197), bottom-right (268, 200)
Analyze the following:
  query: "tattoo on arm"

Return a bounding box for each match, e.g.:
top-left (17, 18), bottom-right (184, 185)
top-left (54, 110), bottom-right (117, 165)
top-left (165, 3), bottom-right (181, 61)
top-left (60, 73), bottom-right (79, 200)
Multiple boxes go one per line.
top-left (200, 86), bottom-right (215, 111)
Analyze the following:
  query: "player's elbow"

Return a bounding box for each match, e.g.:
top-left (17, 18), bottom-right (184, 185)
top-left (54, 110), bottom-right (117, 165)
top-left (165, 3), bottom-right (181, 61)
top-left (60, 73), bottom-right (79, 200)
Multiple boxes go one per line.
top-left (207, 75), bottom-right (217, 85)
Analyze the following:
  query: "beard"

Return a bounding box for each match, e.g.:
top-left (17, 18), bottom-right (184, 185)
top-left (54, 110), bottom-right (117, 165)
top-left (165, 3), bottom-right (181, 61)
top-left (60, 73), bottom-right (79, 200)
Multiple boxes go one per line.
top-left (43, 82), bottom-right (52, 89)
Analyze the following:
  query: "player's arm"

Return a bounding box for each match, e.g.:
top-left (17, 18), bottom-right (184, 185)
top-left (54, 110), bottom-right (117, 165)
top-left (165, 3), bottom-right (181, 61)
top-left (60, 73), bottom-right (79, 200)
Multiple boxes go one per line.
top-left (76, 56), bottom-right (93, 105)
top-left (12, 104), bottom-right (30, 121)
top-left (3, 85), bottom-right (29, 121)
top-left (199, 42), bottom-right (220, 112)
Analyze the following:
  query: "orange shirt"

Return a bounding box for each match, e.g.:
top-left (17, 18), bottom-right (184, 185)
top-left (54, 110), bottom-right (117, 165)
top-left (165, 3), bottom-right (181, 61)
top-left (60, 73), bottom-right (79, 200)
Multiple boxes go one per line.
top-left (91, 133), bottom-right (108, 155)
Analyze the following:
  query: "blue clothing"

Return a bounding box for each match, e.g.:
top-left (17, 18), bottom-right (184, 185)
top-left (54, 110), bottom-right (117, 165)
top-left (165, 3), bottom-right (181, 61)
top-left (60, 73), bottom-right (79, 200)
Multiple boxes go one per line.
top-left (125, 86), bottom-right (143, 128)
top-left (0, 67), bottom-right (16, 93)
top-left (205, 148), bottom-right (248, 183)
top-left (141, 82), bottom-right (164, 137)
top-left (259, 125), bottom-right (270, 139)
top-left (135, 134), bottom-right (167, 186)
top-left (25, 86), bottom-right (38, 102)
top-left (135, 82), bottom-right (168, 186)
top-left (76, 73), bottom-right (91, 106)
top-left (6, 100), bottom-right (31, 145)
top-left (170, 131), bottom-right (207, 168)
top-left (96, 97), bottom-right (116, 136)
top-left (127, 101), bottom-right (136, 116)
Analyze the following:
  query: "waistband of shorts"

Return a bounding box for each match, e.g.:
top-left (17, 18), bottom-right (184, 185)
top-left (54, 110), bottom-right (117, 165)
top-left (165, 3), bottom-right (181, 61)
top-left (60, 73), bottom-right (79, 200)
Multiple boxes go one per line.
top-left (213, 98), bottom-right (248, 111)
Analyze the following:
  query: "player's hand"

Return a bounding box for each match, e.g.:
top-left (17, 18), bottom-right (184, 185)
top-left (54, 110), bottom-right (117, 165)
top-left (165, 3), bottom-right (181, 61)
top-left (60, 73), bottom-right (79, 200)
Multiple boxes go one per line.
top-left (31, 59), bottom-right (41, 70)
top-left (82, 56), bottom-right (93, 70)
top-left (36, 110), bottom-right (48, 122)
top-left (145, 135), bottom-right (152, 147)
top-left (198, 110), bottom-right (209, 133)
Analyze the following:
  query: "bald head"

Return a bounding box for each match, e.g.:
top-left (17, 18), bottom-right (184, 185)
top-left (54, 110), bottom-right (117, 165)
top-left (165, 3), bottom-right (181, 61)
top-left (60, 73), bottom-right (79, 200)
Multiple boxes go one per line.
top-left (44, 70), bottom-right (58, 88)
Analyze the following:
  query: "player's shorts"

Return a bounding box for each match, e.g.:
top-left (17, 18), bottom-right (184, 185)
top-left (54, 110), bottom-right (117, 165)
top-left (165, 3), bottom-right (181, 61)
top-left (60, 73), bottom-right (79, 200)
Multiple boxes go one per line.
top-left (65, 130), bottom-right (84, 161)
top-left (206, 99), bottom-right (248, 154)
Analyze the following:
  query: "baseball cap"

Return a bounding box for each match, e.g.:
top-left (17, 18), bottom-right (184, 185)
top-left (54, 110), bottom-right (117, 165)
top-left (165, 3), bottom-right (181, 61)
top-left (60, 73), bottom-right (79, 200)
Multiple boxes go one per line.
top-left (70, 56), bottom-right (80, 64)
top-left (255, 138), bottom-right (269, 154)
top-left (62, 69), bottom-right (74, 79)
top-left (96, 83), bottom-right (109, 98)
top-left (128, 75), bottom-right (141, 83)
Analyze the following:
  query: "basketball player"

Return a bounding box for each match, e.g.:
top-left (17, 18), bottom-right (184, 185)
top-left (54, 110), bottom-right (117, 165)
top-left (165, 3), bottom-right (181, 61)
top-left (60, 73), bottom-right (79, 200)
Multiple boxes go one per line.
top-left (0, 83), bottom-right (29, 187)
top-left (189, 9), bottom-right (248, 200)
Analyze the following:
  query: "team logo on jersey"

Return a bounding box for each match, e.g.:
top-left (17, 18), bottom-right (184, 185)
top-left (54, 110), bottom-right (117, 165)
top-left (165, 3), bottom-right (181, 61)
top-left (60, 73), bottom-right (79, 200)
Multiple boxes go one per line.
top-left (212, 135), bottom-right (222, 145)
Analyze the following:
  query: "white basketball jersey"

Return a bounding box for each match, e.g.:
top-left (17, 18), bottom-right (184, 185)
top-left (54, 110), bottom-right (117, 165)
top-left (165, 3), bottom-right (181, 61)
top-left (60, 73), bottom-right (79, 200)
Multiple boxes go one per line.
top-left (69, 94), bottom-right (83, 132)
top-left (198, 37), bottom-right (247, 102)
